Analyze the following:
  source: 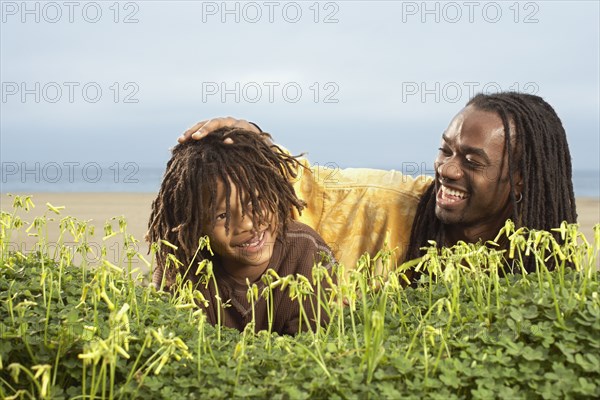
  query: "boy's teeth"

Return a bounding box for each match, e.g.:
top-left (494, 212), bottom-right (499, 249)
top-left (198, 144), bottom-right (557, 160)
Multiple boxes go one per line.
top-left (239, 231), bottom-right (264, 247)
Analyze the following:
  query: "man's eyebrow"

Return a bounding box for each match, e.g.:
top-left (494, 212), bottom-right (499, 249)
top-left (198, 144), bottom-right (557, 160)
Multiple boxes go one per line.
top-left (441, 134), bottom-right (491, 164)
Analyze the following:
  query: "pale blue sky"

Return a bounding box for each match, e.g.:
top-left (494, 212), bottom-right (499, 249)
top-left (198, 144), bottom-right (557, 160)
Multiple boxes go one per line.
top-left (1, 1), bottom-right (599, 189)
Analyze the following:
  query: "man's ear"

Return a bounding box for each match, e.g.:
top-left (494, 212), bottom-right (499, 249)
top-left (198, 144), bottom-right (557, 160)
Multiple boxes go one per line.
top-left (514, 173), bottom-right (524, 196)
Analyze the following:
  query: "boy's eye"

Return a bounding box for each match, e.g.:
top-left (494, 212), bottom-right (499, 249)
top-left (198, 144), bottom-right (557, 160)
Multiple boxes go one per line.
top-left (246, 198), bottom-right (260, 212)
top-left (215, 213), bottom-right (226, 221)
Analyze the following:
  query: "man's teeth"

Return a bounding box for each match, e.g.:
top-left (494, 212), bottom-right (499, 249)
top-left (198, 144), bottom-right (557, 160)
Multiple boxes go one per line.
top-left (441, 185), bottom-right (468, 199)
top-left (239, 231), bottom-right (264, 247)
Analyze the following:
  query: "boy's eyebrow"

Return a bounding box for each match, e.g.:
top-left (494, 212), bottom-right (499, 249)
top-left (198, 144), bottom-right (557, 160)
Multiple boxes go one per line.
top-left (441, 133), bottom-right (491, 164)
top-left (212, 200), bottom-right (227, 214)
top-left (241, 191), bottom-right (260, 203)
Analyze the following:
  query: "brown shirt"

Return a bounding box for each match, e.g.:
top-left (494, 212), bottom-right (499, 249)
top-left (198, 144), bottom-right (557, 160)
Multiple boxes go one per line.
top-left (194, 221), bottom-right (336, 335)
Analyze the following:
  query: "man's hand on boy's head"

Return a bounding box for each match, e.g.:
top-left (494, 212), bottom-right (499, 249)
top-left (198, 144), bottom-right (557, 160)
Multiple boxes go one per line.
top-left (178, 116), bottom-right (261, 143)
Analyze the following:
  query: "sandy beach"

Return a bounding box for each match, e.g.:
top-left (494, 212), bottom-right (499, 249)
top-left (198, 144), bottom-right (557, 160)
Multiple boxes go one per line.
top-left (2, 192), bottom-right (598, 272)
top-left (1, 193), bottom-right (158, 276)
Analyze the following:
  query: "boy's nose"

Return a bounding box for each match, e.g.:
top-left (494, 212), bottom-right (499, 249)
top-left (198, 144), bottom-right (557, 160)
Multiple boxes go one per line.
top-left (233, 212), bottom-right (254, 233)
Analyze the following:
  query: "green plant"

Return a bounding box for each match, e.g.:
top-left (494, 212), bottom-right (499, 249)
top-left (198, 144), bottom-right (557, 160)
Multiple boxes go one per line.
top-left (1, 194), bottom-right (599, 399)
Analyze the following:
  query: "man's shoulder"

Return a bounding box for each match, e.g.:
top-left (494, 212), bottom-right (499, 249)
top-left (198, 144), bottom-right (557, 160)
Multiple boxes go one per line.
top-left (315, 166), bottom-right (433, 198)
top-left (280, 220), bottom-right (335, 262)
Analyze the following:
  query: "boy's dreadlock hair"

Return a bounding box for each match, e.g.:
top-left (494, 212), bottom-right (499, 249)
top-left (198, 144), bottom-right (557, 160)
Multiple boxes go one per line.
top-left (406, 92), bottom-right (577, 273)
top-left (147, 127), bottom-right (306, 288)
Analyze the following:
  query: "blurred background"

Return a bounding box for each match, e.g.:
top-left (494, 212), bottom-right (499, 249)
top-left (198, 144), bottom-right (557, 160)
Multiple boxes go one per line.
top-left (2, 0), bottom-right (598, 193)
top-left (1, 1), bottom-right (598, 267)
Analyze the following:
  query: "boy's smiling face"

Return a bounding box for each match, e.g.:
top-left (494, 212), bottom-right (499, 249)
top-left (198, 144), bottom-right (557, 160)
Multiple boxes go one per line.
top-left (204, 178), bottom-right (277, 280)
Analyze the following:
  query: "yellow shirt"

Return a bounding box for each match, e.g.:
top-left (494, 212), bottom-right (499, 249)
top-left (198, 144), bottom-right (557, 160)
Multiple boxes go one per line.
top-left (288, 158), bottom-right (433, 276)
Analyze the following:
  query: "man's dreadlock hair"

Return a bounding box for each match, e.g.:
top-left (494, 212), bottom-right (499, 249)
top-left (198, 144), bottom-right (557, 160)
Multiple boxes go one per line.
top-left (147, 127), bottom-right (306, 288)
top-left (406, 92), bottom-right (577, 272)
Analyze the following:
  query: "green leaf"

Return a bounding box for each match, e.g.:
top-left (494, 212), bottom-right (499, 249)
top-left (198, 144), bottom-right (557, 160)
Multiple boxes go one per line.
top-left (509, 308), bottom-right (524, 323)
top-left (521, 347), bottom-right (546, 361)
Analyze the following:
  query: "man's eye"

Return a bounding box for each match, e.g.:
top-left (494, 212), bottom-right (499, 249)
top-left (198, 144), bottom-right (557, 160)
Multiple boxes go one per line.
top-left (466, 157), bottom-right (482, 167)
top-left (438, 147), bottom-right (451, 156)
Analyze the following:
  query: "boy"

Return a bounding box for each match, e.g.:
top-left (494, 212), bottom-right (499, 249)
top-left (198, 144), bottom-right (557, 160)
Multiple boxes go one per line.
top-left (147, 127), bottom-right (335, 335)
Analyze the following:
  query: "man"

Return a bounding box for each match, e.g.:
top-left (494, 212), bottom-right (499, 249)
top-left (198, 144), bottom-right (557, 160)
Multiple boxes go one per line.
top-left (179, 92), bottom-right (577, 275)
top-left (405, 93), bottom-right (576, 267)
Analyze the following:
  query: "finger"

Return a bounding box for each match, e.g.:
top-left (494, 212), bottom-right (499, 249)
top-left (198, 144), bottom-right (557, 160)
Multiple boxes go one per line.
top-left (223, 137), bottom-right (234, 144)
top-left (191, 117), bottom-right (238, 140)
top-left (179, 120), bottom-right (209, 143)
top-left (232, 118), bottom-right (261, 133)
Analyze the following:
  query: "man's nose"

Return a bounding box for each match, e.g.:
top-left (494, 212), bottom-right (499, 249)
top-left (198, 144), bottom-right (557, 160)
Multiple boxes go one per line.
top-left (437, 158), bottom-right (463, 181)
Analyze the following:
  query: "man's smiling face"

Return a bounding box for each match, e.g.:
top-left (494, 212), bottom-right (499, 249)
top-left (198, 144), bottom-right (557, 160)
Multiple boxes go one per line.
top-left (434, 105), bottom-right (521, 240)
